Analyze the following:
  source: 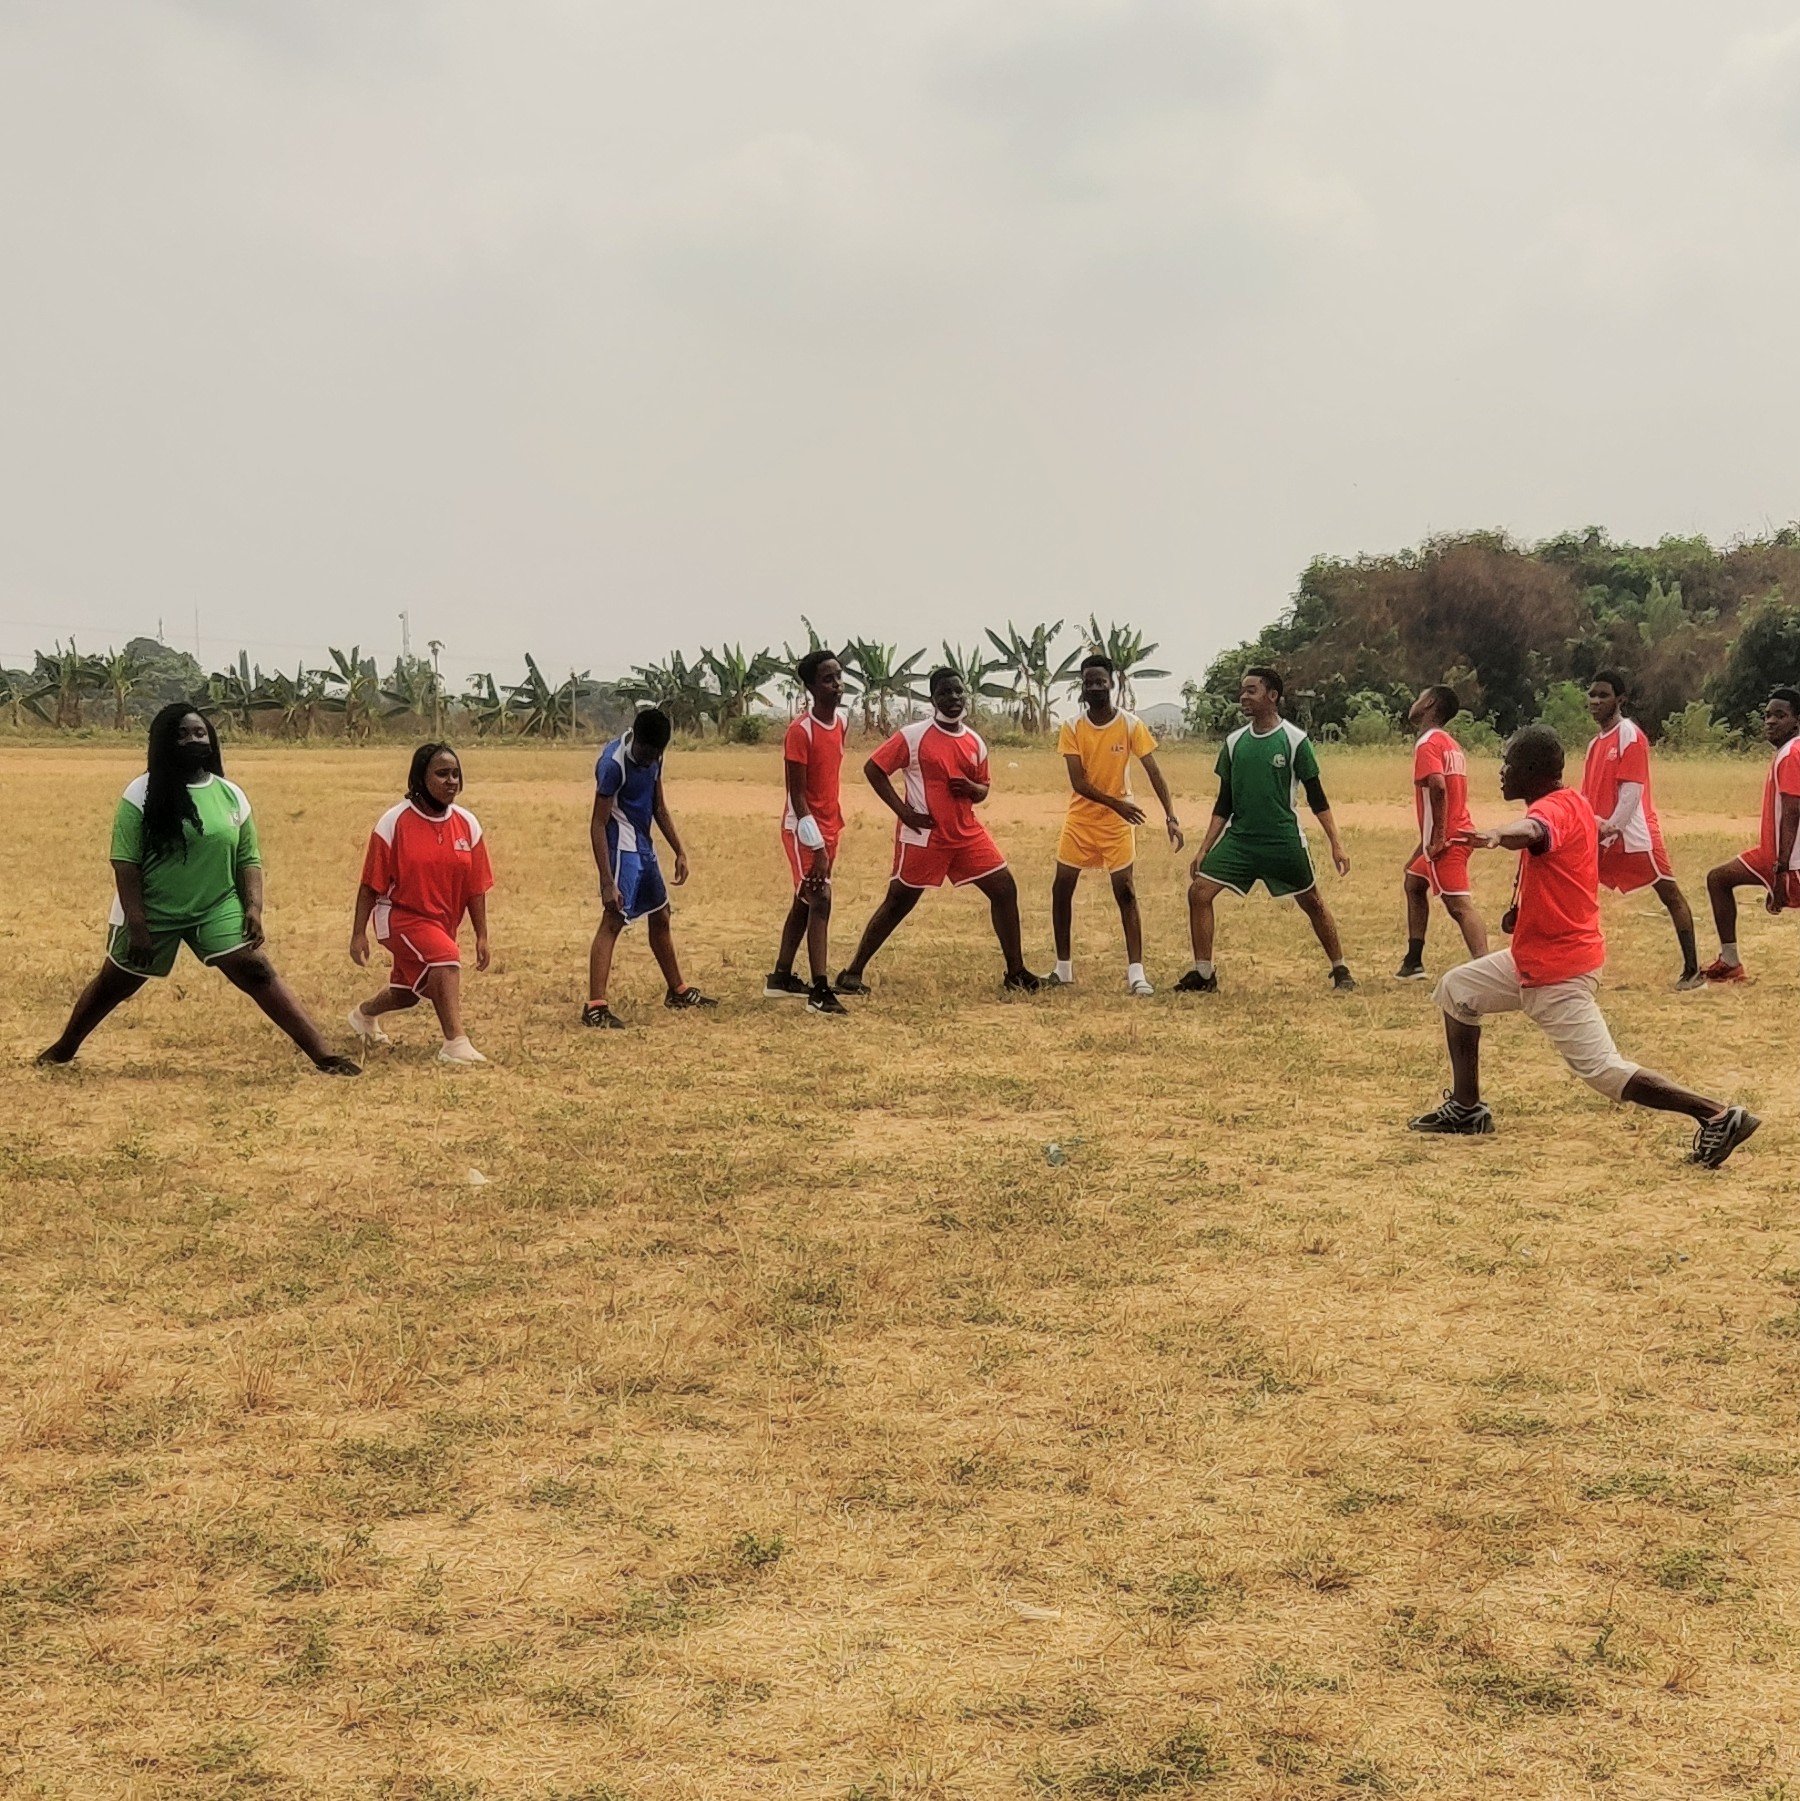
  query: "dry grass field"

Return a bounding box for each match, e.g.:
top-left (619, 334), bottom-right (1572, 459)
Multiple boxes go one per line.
top-left (2, 737), bottom-right (1796, 1801)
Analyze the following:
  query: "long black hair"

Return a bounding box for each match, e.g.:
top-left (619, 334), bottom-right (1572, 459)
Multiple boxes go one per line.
top-left (406, 742), bottom-right (460, 812)
top-left (142, 703), bottom-right (225, 856)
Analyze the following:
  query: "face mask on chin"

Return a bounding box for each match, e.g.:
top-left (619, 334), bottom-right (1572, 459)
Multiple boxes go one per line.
top-left (934, 707), bottom-right (963, 728)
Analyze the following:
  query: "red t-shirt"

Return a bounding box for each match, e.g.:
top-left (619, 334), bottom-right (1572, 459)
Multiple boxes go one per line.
top-left (1760, 736), bottom-right (1800, 871)
top-left (1581, 718), bottom-right (1662, 852)
top-left (1412, 727), bottom-right (1472, 850)
top-left (869, 718), bottom-right (992, 849)
top-left (1511, 786), bottom-right (1604, 987)
top-left (361, 801), bottom-right (494, 939)
top-left (782, 710), bottom-right (847, 836)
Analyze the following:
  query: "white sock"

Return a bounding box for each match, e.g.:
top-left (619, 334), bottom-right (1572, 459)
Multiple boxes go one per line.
top-left (1127, 963), bottom-right (1146, 986)
top-left (1720, 943), bottom-right (1741, 967)
top-left (1192, 960), bottom-right (1215, 978)
top-left (1054, 960), bottom-right (1073, 982)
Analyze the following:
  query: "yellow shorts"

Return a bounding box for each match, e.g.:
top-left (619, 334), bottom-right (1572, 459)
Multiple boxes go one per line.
top-left (1056, 818), bottom-right (1136, 872)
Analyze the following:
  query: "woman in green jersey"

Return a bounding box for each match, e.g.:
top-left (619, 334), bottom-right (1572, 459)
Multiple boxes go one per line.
top-left (38, 704), bottom-right (359, 1074)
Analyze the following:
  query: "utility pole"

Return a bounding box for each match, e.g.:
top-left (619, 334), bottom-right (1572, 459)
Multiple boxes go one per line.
top-left (428, 639), bottom-right (444, 738)
top-left (399, 609), bottom-right (412, 662)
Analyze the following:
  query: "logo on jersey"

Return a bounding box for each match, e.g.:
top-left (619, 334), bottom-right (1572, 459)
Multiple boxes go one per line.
top-left (1273, 753), bottom-right (1288, 769)
top-left (454, 837), bottom-right (471, 852)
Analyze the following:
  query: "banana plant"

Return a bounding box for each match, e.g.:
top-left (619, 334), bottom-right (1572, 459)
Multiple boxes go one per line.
top-left (841, 639), bottom-right (927, 733)
top-left (620, 652), bottom-right (712, 733)
top-left (317, 646), bottom-right (381, 741)
top-left (382, 655), bottom-right (443, 727)
top-left (0, 666), bottom-right (53, 729)
top-left (96, 646), bottom-right (150, 732)
top-left (206, 651), bottom-right (261, 736)
top-left (701, 643), bottom-right (781, 725)
top-left (33, 640), bottom-right (104, 729)
top-left (507, 654), bottom-right (590, 738)
top-left (461, 672), bottom-right (509, 738)
top-left (939, 641), bottom-right (1017, 718)
top-left (984, 621), bottom-right (1076, 733)
top-left (1075, 618), bottom-right (1171, 711)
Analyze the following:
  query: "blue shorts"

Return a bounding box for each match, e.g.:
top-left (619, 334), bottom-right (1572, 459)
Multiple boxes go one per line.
top-left (609, 848), bottom-right (669, 923)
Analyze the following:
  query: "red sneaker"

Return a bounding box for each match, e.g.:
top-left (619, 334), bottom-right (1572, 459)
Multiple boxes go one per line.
top-left (1700, 958), bottom-right (1748, 984)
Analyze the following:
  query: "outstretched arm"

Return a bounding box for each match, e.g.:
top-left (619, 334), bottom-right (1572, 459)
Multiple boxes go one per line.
top-left (1462, 817), bottom-right (1549, 853)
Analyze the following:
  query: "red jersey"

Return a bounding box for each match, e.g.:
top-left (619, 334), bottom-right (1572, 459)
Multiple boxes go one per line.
top-left (782, 709), bottom-right (847, 835)
top-left (1511, 787), bottom-right (1604, 987)
top-left (1760, 735), bottom-right (1800, 872)
top-left (869, 718), bottom-right (992, 850)
top-left (361, 801), bottom-right (494, 940)
top-left (1412, 727), bottom-right (1471, 850)
top-left (1581, 718), bottom-right (1662, 854)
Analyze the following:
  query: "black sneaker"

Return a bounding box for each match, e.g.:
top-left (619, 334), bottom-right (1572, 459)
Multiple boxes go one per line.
top-left (763, 970), bottom-right (809, 999)
top-left (1408, 1092), bottom-right (1494, 1135)
top-left (1394, 959), bottom-right (1427, 981)
top-left (1331, 966), bottom-right (1358, 993)
top-left (807, 984), bottom-right (849, 1016)
top-left (1690, 1105), bottom-right (1760, 1169)
top-left (1002, 969), bottom-right (1041, 994)
top-left (313, 1054), bottom-right (363, 1077)
top-left (834, 970), bottom-right (871, 996)
top-left (665, 986), bottom-right (718, 1010)
top-left (581, 1002), bottom-right (625, 1030)
top-left (1172, 969), bottom-right (1218, 994)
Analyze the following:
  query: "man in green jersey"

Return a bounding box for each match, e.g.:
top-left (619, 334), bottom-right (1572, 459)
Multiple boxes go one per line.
top-left (1175, 666), bottom-right (1356, 994)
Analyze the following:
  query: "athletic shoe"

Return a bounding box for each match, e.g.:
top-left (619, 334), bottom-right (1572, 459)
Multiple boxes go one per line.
top-left (1172, 969), bottom-right (1218, 994)
top-left (1002, 969), bottom-right (1041, 994)
top-left (1042, 970), bottom-right (1075, 987)
top-left (1331, 966), bottom-right (1358, 993)
top-left (1690, 1105), bottom-right (1761, 1169)
top-left (34, 1046), bottom-right (74, 1067)
top-left (347, 1004), bottom-right (390, 1045)
top-left (1673, 969), bottom-right (1706, 993)
top-left (834, 970), bottom-right (871, 996)
top-left (438, 1037), bottom-right (488, 1065)
top-left (763, 971), bottom-right (809, 999)
top-left (807, 984), bottom-right (849, 1016)
top-left (1701, 958), bottom-right (1747, 984)
top-left (312, 1054), bottom-right (362, 1078)
top-left (581, 1003), bottom-right (625, 1030)
top-left (1407, 1092), bottom-right (1494, 1135)
top-left (1127, 975), bottom-right (1155, 997)
top-left (1394, 960), bottom-right (1428, 982)
top-left (665, 986), bottom-right (718, 1010)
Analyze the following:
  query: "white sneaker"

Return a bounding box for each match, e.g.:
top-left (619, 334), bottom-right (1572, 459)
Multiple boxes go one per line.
top-left (1128, 976), bottom-right (1155, 997)
top-left (347, 1005), bottom-right (390, 1045)
top-left (437, 1037), bottom-right (488, 1065)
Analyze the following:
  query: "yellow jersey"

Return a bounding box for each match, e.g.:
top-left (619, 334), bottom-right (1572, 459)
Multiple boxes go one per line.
top-left (1057, 709), bottom-right (1157, 828)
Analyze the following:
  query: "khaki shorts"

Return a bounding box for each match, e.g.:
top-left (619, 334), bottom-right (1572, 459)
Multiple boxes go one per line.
top-left (1433, 950), bottom-right (1639, 1101)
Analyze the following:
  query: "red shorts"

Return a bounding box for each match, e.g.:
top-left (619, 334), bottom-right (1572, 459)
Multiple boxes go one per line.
top-left (383, 918), bottom-right (461, 993)
top-left (892, 830), bottom-right (1006, 889)
top-left (781, 824), bottom-right (841, 891)
top-left (1597, 841), bottom-right (1672, 893)
top-left (1737, 846), bottom-right (1800, 908)
top-left (1407, 845), bottom-right (1471, 897)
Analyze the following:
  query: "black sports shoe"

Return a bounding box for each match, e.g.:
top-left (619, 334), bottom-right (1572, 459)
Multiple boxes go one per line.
top-left (581, 1002), bottom-right (625, 1029)
top-left (807, 984), bottom-right (849, 1016)
top-left (1002, 969), bottom-right (1041, 994)
top-left (1394, 959), bottom-right (1427, 981)
top-left (313, 1054), bottom-right (362, 1077)
top-left (1172, 968), bottom-right (1218, 994)
top-left (1408, 1092), bottom-right (1494, 1135)
top-left (834, 970), bottom-right (871, 996)
top-left (665, 985), bottom-right (718, 1010)
top-left (1331, 966), bottom-right (1358, 993)
top-left (763, 970), bottom-right (809, 998)
top-left (1690, 1105), bottom-right (1760, 1169)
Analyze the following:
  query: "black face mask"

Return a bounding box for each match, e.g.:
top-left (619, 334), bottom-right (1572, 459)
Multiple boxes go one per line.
top-left (180, 740), bottom-right (213, 772)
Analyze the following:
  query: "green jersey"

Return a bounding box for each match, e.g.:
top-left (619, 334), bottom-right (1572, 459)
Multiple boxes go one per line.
top-left (110, 773), bottom-right (261, 929)
top-left (1214, 720), bottom-right (1318, 844)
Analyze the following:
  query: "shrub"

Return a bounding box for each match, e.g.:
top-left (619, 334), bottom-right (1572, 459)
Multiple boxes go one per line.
top-left (730, 716), bottom-right (768, 745)
top-left (1658, 700), bottom-right (1734, 755)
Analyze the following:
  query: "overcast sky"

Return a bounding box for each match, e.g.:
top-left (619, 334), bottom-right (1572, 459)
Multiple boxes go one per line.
top-left (5, 0), bottom-right (1800, 702)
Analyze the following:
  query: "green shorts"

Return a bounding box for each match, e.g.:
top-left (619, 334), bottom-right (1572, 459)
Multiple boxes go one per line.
top-left (1198, 830), bottom-right (1316, 899)
top-left (107, 896), bottom-right (250, 979)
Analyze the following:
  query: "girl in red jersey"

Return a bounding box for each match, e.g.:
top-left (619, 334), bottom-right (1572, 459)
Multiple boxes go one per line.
top-left (347, 743), bottom-right (494, 1064)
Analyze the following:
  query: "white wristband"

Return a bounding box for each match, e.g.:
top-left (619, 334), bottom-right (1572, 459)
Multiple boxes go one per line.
top-left (795, 815), bottom-right (825, 852)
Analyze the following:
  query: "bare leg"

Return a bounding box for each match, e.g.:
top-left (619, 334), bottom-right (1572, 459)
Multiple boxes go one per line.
top-left (39, 961), bottom-right (147, 1063)
top-left (1403, 871), bottom-right (1430, 944)
top-left (773, 894), bottom-right (809, 977)
top-left (1443, 893), bottom-right (1490, 958)
top-left (972, 868), bottom-right (1028, 977)
top-left (1446, 1014), bottom-right (1482, 1107)
top-left (1652, 876), bottom-right (1698, 974)
top-left (1186, 876), bottom-right (1225, 962)
top-left (588, 911), bottom-right (625, 1004)
top-left (419, 965), bottom-right (465, 1041)
top-left (804, 883), bottom-right (832, 983)
top-left (842, 882), bottom-right (922, 980)
top-left (1706, 861), bottom-right (1752, 948)
top-left (1293, 885), bottom-right (1346, 966)
top-left (1051, 865), bottom-right (1079, 962)
top-left (1109, 867), bottom-right (1142, 965)
top-left (359, 987), bottom-right (421, 1019)
top-left (214, 949), bottom-right (337, 1066)
top-left (1621, 1069), bottom-right (1725, 1123)
top-left (645, 908), bottom-right (686, 993)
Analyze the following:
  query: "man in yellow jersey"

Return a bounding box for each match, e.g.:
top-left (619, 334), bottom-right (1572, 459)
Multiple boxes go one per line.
top-left (1046, 654), bottom-right (1183, 994)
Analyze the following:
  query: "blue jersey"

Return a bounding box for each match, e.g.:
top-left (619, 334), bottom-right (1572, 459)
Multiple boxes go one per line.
top-left (596, 734), bottom-right (661, 857)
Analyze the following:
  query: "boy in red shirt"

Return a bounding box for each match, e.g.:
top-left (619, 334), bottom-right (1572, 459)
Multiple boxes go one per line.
top-left (1396, 685), bottom-right (1488, 979)
top-left (348, 743), bottom-right (494, 1064)
top-left (834, 667), bottom-right (1039, 995)
top-left (765, 649), bottom-right (850, 1014)
top-left (1700, 686), bottom-right (1800, 983)
top-left (1408, 727), bottom-right (1757, 1167)
top-left (1581, 671), bottom-right (1699, 988)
